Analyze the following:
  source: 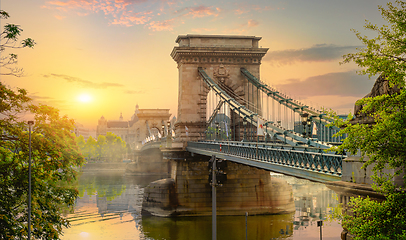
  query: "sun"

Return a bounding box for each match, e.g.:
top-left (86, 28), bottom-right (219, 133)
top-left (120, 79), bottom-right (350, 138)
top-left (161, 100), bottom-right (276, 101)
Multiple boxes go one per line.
top-left (78, 93), bottom-right (92, 103)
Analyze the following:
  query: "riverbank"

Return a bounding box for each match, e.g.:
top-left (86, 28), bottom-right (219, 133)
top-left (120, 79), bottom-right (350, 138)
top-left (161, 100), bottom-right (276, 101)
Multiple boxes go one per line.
top-left (80, 162), bottom-right (129, 172)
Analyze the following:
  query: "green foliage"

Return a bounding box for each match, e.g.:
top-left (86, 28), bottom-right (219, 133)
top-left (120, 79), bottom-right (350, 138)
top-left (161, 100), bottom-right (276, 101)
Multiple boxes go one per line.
top-left (334, 0), bottom-right (406, 193)
top-left (329, 1), bottom-right (406, 239)
top-left (341, 0), bottom-right (406, 88)
top-left (76, 132), bottom-right (127, 162)
top-left (0, 10), bottom-right (36, 77)
top-left (0, 83), bottom-right (84, 239)
top-left (0, 10), bottom-right (82, 239)
top-left (342, 193), bottom-right (406, 240)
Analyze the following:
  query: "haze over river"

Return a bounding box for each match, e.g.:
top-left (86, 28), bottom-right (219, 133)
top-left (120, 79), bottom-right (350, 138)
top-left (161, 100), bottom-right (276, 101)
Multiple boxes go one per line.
top-left (61, 171), bottom-right (343, 240)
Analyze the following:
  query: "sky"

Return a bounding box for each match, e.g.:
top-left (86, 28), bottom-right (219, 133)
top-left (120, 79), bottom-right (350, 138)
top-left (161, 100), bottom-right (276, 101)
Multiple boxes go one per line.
top-left (0, 0), bottom-right (392, 129)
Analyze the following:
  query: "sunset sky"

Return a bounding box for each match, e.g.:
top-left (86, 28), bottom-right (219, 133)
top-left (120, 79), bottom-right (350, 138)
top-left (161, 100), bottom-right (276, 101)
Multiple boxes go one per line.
top-left (1, 0), bottom-right (391, 129)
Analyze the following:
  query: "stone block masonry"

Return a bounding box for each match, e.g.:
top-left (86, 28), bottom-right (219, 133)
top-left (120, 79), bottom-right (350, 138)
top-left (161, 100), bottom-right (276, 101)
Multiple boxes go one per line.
top-left (142, 154), bottom-right (295, 217)
top-left (171, 34), bottom-right (268, 143)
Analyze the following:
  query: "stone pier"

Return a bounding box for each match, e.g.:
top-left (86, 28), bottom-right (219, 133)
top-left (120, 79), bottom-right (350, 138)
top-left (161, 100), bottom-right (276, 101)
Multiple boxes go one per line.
top-left (171, 34), bottom-right (268, 142)
top-left (142, 150), bottom-right (295, 217)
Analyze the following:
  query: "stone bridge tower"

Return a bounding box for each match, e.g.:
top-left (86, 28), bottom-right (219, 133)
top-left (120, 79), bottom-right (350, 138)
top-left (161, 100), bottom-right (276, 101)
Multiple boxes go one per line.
top-left (171, 34), bottom-right (268, 142)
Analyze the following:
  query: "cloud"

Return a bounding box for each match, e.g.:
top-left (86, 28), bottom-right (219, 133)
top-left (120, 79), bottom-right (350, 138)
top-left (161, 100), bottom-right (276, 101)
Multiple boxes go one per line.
top-left (252, 5), bottom-right (278, 12)
top-left (247, 19), bottom-right (259, 27)
top-left (274, 71), bottom-right (375, 98)
top-left (44, 73), bottom-right (124, 89)
top-left (233, 3), bottom-right (279, 15)
top-left (223, 19), bottom-right (259, 34)
top-left (234, 8), bottom-right (249, 15)
top-left (111, 11), bottom-right (153, 26)
top-left (54, 15), bottom-right (66, 20)
top-left (44, 0), bottom-right (153, 27)
top-left (124, 90), bottom-right (146, 94)
top-left (264, 44), bottom-right (362, 66)
top-left (148, 18), bottom-right (175, 31)
top-left (28, 93), bottom-right (72, 110)
top-left (43, 0), bottom-right (277, 30)
top-left (174, 5), bottom-right (220, 18)
top-left (29, 94), bottom-right (54, 100)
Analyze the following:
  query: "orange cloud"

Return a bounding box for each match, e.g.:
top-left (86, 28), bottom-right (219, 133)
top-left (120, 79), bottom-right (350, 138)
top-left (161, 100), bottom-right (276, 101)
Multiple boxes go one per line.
top-left (111, 11), bottom-right (153, 26)
top-left (54, 15), bottom-right (66, 20)
top-left (45, 0), bottom-right (153, 26)
top-left (148, 18), bottom-right (175, 31)
top-left (253, 5), bottom-right (275, 12)
top-left (175, 5), bottom-right (220, 18)
top-left (247, 19), bottom-right (259, 27)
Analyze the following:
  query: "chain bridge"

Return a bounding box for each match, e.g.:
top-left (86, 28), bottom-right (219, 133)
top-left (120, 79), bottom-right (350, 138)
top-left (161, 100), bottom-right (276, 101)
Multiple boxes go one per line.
top-left (138, 34), bottom-right (348, 184)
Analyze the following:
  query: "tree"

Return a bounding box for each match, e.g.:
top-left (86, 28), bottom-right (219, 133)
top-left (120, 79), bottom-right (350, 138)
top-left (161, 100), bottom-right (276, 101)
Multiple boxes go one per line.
top-left (0, 10), bottom-right (35, 77)
top-left (0, 86), bottom-right (85, 239)
top-left (96, 135), bottom-right (107, 161)
top-left (75, 135), bottom-right (86, 151)
top-left (76, 133), bottom-right (128, 162)
top-left (331, 1), bottom-right (406, 239)
top-left (84, 136), bottom-right (97, 161)
top-left (105, 132), bottom-right (127, 162)
top-left (0, 10), bottom-right (84, 239)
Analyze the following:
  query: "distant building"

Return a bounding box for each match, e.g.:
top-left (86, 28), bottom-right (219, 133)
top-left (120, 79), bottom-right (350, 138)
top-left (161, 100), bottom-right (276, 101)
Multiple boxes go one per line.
top-left (96, 104), bottom-right (140, 143)
top-left (74, 122), bottom-right (90, 141)
top-left (96, 105), bottom-right (171, 149)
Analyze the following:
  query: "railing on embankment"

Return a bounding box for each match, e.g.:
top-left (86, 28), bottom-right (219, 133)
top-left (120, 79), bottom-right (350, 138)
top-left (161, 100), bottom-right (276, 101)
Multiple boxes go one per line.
top-left (187, 141), bottom-right (344, 183)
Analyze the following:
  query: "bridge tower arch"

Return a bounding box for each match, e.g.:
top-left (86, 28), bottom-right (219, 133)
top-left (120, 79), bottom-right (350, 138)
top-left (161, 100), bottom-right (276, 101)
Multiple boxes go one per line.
top-left (171, 34), bottom-right (268, 141)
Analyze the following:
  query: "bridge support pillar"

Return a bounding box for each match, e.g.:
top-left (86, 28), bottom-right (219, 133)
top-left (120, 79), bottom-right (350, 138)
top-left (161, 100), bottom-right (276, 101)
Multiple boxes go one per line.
top-left (171, 34), bottom-right (268, 142)
top-left (342, 155), bottom-right (404, 187)
top-left (142, 149), bottom-right (295, 217)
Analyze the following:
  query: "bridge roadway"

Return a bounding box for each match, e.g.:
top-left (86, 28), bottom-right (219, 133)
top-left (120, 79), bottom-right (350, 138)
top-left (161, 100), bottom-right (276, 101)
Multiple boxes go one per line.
top-left (186, 141), bottom-right (343, 183)
top-left (140, 139), bottom-right (344, 183)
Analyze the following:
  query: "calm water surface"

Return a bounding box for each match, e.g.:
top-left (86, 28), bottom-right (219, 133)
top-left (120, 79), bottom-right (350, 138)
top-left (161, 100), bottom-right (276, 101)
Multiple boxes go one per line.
top-left (62, 172), bottom-right (342, 240)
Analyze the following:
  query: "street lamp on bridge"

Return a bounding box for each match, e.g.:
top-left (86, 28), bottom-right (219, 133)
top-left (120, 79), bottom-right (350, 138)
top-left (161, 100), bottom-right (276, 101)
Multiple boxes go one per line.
top-left (243, 119), bottom-right (247, 142)
top-left (215, 122), bottom-right (219, 141)
top-left (301, 113), bottom-right (309, 138)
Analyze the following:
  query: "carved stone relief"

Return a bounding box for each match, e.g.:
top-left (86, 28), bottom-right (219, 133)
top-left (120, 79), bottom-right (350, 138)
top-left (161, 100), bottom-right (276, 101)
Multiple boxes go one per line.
top-left (213, 64), bottom-right (230, 83)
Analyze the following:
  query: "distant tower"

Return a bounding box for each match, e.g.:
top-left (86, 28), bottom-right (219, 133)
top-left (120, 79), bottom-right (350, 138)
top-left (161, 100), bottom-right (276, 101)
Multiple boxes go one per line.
top-left (119, 112), bottom-right (124, 121)
top-left (130, 104), bottom-right (140, 127)
top-left (96, 115), bottom-right (107, 137)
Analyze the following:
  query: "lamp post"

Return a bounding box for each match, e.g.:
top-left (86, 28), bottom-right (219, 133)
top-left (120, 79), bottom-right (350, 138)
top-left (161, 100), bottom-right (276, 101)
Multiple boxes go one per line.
top-left (243, 119), bottom-right (247, 142)
top-left (161, 124), bottom-right (165, 138)
top-left (301, 113), bottom-right (309, 138)
top-left (215, 122), bottom-right (219, 141)
top-left (307, 117), bottom-right (312, 138)
top-left (27, 120), bottom-right (34, 240)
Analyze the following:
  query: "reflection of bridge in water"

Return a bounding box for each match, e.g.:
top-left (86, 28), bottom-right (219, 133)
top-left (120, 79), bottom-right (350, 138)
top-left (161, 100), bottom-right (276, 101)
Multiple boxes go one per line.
top-left (134, 35), bottom-right (377, 222)
top-left (64, 172), bottom-right (342, 240)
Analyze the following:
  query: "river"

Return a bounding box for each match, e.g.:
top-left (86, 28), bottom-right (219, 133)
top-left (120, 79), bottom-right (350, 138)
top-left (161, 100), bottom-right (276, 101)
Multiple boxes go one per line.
top-left (61, 171), bottom-right (343, 240)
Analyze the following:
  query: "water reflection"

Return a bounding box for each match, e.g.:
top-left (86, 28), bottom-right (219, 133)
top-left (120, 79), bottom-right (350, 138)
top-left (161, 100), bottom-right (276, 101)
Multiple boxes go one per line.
top-left (142, 214), bottom-right (293, 240)
top-left (62, 172), bottom-right (342, 240)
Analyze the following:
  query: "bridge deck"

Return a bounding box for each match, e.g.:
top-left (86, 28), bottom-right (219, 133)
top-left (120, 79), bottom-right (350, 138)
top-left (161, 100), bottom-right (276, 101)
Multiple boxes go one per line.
top-left (187, 141), bottom-right (343, 183)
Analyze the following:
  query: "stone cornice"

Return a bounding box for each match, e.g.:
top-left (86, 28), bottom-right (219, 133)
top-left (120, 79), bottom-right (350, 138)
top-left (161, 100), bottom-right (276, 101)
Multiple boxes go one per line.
top-left (171, 47), bottom-right (269, 65)
top-left (175, 34), bottom-right (262, 43)
top-left (171, 47), bottom-right (268, 61)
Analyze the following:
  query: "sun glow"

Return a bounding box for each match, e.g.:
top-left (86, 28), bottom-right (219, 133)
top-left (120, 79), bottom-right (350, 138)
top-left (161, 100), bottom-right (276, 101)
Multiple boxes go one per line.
top-left (78, 94), bottom-right (92, 103)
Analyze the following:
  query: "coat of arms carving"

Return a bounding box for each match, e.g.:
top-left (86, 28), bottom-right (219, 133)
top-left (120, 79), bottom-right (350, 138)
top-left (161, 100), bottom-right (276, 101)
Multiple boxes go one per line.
top-left (213, 64), bottom-right (230, 83)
